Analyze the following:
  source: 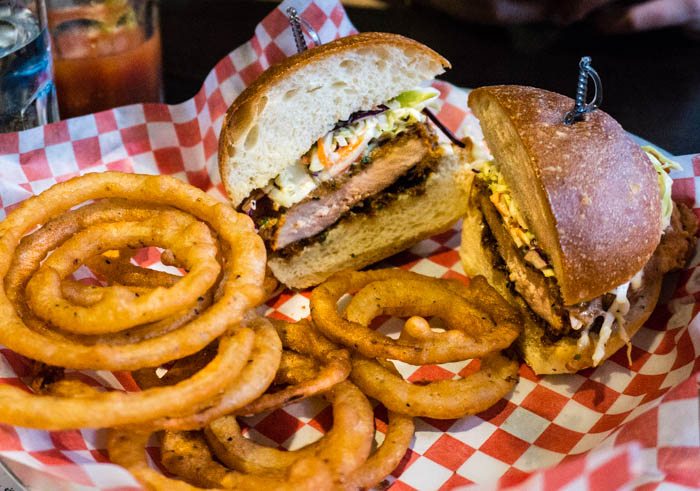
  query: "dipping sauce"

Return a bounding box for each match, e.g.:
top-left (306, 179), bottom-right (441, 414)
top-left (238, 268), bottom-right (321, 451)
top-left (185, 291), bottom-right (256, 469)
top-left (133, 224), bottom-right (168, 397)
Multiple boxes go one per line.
top-left (49, 0), bottom-right (161, 118)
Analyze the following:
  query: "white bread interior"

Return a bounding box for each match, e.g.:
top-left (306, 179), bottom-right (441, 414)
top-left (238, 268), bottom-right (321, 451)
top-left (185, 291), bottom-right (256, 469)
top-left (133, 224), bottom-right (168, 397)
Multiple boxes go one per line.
top-left (219, 33), bottom-right (449, 206)
top-left (269, 151), bottom-right (472, 289)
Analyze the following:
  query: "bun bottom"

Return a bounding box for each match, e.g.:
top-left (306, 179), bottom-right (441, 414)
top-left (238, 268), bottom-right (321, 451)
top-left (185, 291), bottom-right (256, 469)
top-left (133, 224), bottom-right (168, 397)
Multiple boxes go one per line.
top-left (460, 198), bottom-right (663, 374)
top-left (518, 276), bottom-right (661, 374)
top-left (269, 152), bottom-right (472, 289)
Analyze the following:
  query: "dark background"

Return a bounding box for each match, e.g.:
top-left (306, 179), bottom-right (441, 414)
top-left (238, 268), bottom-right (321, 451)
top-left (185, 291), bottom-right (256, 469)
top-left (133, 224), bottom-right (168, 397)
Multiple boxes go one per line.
top-left (161, 0), bottom-right (700, 155)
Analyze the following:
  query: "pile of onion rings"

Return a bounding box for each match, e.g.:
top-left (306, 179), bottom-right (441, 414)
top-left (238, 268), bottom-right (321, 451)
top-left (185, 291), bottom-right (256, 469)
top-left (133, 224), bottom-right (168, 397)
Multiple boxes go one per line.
top-left (0, 172), bottom-right (267, 429)
top-left (311, 269), bottom-right (521, 419)
top-left (0, 172), bottom-right (524, 489)
top-left (108, 429), bottom-right (335, 491)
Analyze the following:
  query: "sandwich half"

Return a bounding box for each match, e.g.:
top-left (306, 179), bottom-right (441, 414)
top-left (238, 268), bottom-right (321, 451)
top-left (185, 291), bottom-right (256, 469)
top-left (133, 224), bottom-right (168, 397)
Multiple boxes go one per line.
top-left (460, 85), bottom-right (697, 374)
top-left (218, 33), bottom-right (473, 288)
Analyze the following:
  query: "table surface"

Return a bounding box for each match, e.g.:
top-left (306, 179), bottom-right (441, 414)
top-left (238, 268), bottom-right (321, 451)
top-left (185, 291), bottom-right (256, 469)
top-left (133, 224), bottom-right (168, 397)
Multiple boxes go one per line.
top-left (161, 0), bottom-right (700, 156)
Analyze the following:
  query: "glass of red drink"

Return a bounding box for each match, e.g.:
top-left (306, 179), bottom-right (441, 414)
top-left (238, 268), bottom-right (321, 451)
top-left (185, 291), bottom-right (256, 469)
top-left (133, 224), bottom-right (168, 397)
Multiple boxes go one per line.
top-left (47, 0), bottom-right (161, 118)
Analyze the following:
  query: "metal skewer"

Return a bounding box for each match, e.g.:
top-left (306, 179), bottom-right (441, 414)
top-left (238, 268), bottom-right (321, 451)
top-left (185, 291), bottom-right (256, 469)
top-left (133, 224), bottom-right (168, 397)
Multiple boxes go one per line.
top-left (286, 7), bottom-right (321, 53)
top-left (564, 56), bottom-right (603, 125)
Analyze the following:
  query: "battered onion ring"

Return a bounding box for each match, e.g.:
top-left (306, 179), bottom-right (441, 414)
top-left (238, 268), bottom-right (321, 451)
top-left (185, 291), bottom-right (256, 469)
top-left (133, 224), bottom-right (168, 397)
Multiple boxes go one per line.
top-left (24, 298), bottom-right (263, 433)
top-left (7, 199), bottom-right (168, 288)
top-left (54, 286), bottom-right (214, 346)
top-left (235, 319), bottom-right (351, 416)
top-left (26, 212), bottom-right (220, 334)
top-left (344, 410), bottom-right (415, 491)
top-left (59, 245), bottom-right (212, 345)
top-left (131, 344), bottom-right (218, 390)
top-left (0, 173), bottom-right (265, 370)
top-left (136, 430), bottom-right (333, 491)
top-left (10, 203), bottom-right (191, 341)
top-left (85, 248), bottom-right (180, 288)
top-left (311, 270), bottom-right (520, 365)
top-left (274, 351), bottom-right (319, 385)
top-left (350, 353), bottom-right (519, 419)
top-left (61, 282), bottom-right (154, 307)
top-left (205, 381), bottom-right (374, 481)
top-left (0, 327), bottom-right (255, 430)
top-left (147, 317), bottom-right (282, 431)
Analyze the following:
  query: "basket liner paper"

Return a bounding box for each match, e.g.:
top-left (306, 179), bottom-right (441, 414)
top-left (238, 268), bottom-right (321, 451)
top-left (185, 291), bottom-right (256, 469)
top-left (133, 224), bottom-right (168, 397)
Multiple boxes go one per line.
top-left (0, 1), bottom-right (698, 489)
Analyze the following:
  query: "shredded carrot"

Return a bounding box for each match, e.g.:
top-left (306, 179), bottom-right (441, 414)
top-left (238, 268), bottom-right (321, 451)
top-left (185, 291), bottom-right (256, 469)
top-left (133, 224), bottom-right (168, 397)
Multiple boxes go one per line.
top-left (317, 134), bottom-right (365, 170)
top-left (316, 138), bottom-right (332, 168)
top-left (490, 193), bottom-right (510, 218)
top-left (335, 135), bottom-right (365, 160)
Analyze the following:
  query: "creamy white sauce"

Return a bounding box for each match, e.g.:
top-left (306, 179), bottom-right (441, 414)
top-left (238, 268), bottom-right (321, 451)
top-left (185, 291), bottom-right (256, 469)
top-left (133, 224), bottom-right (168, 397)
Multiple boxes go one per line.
top-left (631, 270), bottom-right (644, 291)
top-left (573, 269), bottom-right (643, 366)
top-left (592, 312), bottom-right (616, 366)
top-left (267, 161), bottom-right (318, 208)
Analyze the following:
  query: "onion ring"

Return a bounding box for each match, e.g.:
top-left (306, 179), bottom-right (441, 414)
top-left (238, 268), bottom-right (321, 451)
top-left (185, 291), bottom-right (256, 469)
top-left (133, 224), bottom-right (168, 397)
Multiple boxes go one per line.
top-left (26, 211), bottom-right (220, 334)
top-left (54, 286), bottom-right (214, 346)
top-left (84, 248), bottom-right (181, 289)
top-left (27, 317), bottom-right (277, 432)
top-left (235, 319), bottom-right (351, 416)
top-left (0, 327), bottom-right (255, 430)
top-left (350, 353), bottom-right (519, 419)
top-left (147, 317), bottom-right (282, 431)
top-left (205, 381), bottom-right (374, 481)
top-left (274, 351), bottom-right (319, 385)
top-left (311, 269), bottom-right (520, 364)
top-left (59, 245), bottom-right (212, 345)
top-left (344, 410), bottom-right (415, 490)
top-left (0, 174), bottom-right (265, 370)
top-left (147, 430), bottom-right (333, 490)
top-left (25, 319), bottom-right (278, 432)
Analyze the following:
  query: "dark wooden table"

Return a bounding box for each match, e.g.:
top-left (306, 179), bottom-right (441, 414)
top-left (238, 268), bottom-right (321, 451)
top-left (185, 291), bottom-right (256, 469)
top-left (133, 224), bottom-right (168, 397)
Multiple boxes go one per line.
top-left (161, 0), bottom-right (700, 155)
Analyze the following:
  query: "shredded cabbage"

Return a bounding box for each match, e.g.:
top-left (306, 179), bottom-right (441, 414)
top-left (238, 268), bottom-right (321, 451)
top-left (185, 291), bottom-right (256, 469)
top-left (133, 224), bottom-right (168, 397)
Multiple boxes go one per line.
top-left (642, 145), bottom-right (681, 234)
top-left (393, 87), bottom-right (440, 109)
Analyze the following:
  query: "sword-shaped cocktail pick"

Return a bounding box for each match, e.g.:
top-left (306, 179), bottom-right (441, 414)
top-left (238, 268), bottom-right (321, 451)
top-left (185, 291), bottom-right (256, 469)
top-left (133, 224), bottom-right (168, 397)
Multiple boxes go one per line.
top-left (286, 7), bottom-right (321, 53)
top-left (564, 56), bottom-right (603, 124)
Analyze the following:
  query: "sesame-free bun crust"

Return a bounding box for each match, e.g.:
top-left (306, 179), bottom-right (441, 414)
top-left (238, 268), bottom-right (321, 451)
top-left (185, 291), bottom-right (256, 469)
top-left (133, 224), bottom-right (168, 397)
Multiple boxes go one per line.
top-left (468, 86), bottom-right (661, 305)
top-left (219, 32), bottom-right (449, 207)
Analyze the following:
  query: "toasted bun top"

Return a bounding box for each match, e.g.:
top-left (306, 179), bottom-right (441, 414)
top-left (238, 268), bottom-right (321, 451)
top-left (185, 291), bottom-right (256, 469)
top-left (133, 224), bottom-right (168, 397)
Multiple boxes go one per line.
top-left (468, 85), bottom-right (661, 305)
top-left (218, 32), bottom-right (449, 207)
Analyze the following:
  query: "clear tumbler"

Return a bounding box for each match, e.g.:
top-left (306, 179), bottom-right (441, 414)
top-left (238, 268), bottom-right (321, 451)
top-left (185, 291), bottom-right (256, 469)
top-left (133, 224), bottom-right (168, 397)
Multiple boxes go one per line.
top-left (0, 0), bottom-right (59, 132)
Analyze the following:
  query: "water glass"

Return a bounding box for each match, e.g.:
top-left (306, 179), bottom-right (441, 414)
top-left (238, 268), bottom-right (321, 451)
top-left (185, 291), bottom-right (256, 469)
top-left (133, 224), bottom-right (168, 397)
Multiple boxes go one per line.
top-left (0, 0), bottom-right (59, 132)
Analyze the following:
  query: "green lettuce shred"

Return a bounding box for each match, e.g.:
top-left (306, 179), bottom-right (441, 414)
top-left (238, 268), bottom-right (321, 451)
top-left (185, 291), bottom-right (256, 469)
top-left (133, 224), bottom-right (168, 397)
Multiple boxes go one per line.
top-left (642, 145), bottom-right (681, 233)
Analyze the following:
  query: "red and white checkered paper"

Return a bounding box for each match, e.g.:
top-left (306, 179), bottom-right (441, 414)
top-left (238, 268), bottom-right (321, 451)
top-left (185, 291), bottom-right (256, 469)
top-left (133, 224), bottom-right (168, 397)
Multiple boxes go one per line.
top-left (0, 0), bottom-right (698, 489)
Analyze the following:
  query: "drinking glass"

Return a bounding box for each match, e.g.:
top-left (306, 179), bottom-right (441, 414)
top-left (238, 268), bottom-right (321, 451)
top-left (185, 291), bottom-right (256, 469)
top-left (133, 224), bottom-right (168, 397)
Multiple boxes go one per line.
top-left (0, 0), bottom-right (59, 132)
top-left (47, 0), bottom-right (162, 118)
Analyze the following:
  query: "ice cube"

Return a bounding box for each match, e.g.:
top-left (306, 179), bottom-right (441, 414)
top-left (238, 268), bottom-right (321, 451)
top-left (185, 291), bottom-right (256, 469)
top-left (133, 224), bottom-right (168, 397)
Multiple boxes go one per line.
top-left (0, 19), bottom-right (18, 52)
